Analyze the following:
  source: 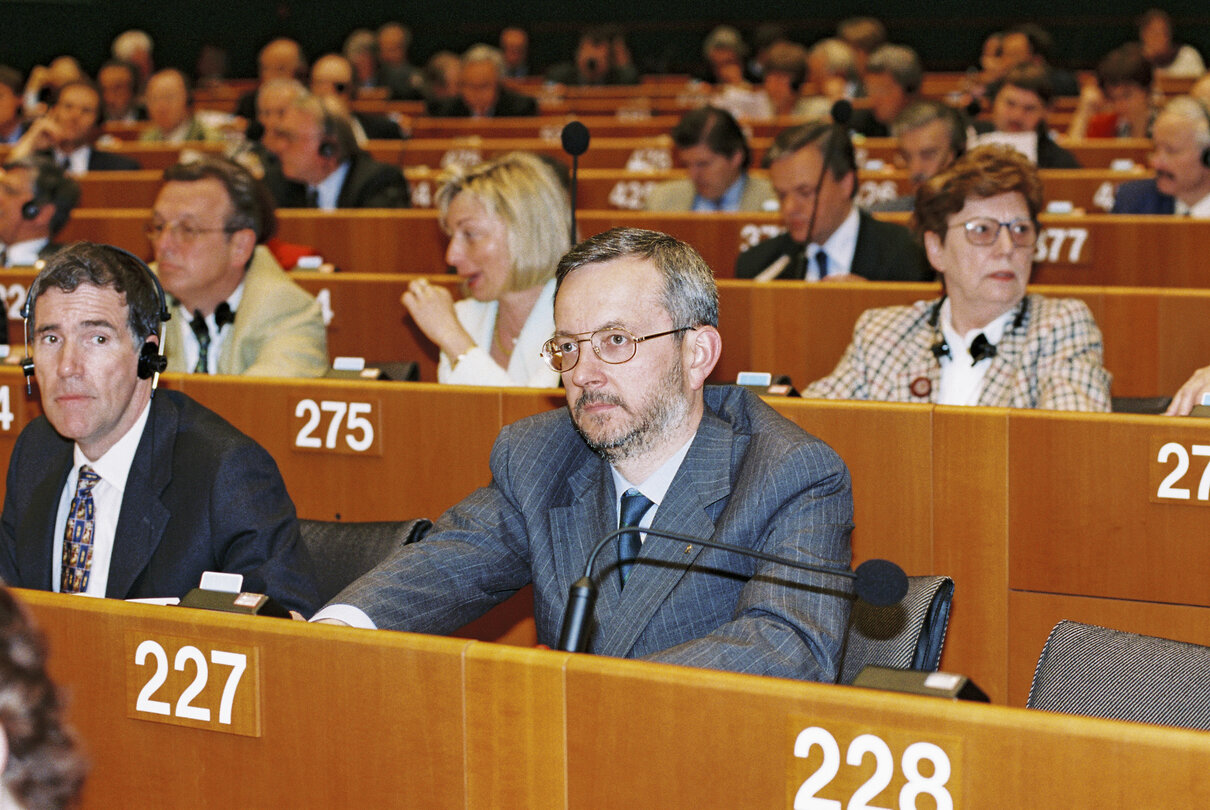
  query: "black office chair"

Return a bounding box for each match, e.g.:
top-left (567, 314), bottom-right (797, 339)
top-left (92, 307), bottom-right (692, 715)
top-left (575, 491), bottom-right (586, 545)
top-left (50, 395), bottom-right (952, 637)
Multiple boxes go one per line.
top-left (1027, 620), bottom-right (1210, 730)
top-left (299, 518), bottom-right (431, 604)
top-left (839, 575), bottom-right (954, 685)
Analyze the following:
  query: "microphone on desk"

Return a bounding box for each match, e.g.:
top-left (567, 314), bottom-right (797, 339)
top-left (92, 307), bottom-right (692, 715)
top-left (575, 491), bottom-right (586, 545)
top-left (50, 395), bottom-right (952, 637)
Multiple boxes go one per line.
top-left (561, 121), bottom-right (590, 246)
top-left (556, 526), bottom-right (908, 654)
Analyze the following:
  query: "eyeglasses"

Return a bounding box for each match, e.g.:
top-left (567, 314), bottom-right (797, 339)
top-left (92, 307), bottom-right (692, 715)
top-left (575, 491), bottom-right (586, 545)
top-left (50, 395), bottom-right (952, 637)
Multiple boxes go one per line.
top-left (540, 326), bottom-right (693, 373)
top-left (143, 221), bottom-right (237, 243)
top-left (949, 217), bottom-right (1038, 248)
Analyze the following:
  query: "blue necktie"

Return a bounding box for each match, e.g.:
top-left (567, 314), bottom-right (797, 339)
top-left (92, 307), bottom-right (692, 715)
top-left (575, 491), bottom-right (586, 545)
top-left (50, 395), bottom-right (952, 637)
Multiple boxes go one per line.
top-left (61, 466), bottom-right (101, 594)
top-left (815, 249), bottom-right (829, 280)
top-left (617, 489), bottom-right (653, 589)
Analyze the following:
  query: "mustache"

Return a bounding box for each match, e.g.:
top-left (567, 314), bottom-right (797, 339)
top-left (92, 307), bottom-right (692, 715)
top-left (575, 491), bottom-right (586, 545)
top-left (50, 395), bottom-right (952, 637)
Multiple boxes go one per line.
top-left (572, 390), bottom-right (627, 417)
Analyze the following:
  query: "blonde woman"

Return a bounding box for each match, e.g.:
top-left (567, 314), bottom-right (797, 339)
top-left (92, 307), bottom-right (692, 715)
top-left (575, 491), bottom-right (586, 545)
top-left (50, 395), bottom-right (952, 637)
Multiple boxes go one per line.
top-left (403, 152), bottom-right (571, 386)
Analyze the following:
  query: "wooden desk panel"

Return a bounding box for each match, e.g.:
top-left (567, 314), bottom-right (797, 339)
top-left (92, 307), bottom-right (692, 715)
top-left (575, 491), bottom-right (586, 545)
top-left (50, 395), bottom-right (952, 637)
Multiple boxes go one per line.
top-left (1007, 412), bottom-right (1210, 606)
top-left (18, 589), bottom-right (1210, 809)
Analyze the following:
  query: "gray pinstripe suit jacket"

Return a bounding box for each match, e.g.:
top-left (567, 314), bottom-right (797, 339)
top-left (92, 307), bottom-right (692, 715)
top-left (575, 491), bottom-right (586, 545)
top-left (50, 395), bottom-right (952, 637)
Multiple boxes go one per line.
top-left (332, 385), bottom-right (854, 682)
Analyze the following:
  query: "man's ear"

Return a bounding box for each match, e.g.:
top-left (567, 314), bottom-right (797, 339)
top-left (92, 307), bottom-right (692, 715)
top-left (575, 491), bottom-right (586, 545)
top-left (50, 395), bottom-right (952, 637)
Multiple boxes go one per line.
top-left (230, 228), bottom-right (257, 266)
top-left (683, 325), bottom-right (722, 390)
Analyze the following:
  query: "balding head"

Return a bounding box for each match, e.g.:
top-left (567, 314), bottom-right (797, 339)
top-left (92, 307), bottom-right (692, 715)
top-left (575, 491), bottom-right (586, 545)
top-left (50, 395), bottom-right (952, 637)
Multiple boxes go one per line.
top-left (311, 54), bottom-right (355, 102)
top-left (145, 69), bottom-right (191, 133)
top-left (259, 39), bottom-right (304, 83)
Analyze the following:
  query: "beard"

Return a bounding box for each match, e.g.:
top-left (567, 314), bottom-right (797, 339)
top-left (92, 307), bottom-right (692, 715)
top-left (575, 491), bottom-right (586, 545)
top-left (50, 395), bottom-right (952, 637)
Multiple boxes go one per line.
top-left (571, 357), bottom-right (690, 465)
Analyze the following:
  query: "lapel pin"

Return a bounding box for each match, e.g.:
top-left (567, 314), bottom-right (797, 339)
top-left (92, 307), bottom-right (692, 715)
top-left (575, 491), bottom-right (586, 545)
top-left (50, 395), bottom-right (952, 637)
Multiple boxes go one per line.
top-left (685, 545), bottom-right (693, 553)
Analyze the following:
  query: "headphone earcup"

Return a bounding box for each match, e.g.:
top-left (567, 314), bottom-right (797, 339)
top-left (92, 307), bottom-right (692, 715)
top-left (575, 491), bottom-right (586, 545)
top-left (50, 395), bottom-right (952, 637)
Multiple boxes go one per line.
top-left (137, 341), bottom-right (166, 380)
top-left (1202, 145), bottom-right (1210, 169)
top-left (318, 139), bottom-right (336, 158)
top-left (21, 201), bottom-right (40, 220)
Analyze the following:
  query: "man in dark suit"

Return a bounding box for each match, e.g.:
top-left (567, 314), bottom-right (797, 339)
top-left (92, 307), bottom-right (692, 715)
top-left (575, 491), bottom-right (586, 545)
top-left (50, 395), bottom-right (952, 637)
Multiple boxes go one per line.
top-left (9, 80), bottom-right (140, 172)
top-left (266, 93), bottom-right (409, 209)
top-left (1113, 96), bottom-right (1210, 216)
top-left (427, 45), bottom-right (537, 117)
top-left (973, 65), bottom-right (1081, 169)
top-left (0, 155), bottom-right (79, 266)
top-left (314, 228), bottom-right (855, 683)
top-left (0, 242), bottom-right (319, 614)
top-left (736, 122), bottom-right (932, 281)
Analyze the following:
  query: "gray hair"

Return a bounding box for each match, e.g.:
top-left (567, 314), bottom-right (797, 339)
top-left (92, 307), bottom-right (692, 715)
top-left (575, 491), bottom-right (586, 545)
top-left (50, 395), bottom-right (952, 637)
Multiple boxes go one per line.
top-left (462, 44), bottom-right (505, 74)
top-left (1160, 96), bottom-right (1210, 146)
top-left (555, 227), bottom-right (718, 330)
top-left (866, 45), bottom-right (923, 94)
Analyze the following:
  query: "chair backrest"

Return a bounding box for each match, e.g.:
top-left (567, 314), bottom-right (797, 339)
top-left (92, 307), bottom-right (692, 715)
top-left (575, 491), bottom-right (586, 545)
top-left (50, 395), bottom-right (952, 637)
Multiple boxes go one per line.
top-left (839, 575), bottom-right (954, 685)
top-left (1027, 620), bottom-right (1210, 729)
top-left (299, 518), bottom-right (431, 605)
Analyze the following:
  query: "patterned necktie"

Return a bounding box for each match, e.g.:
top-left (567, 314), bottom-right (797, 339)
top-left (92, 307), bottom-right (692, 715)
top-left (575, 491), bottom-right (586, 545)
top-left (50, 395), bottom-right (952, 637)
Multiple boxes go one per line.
top-left (617, 488), bottom-right (653, 589)
top-left (815, 249), bottom-right (829, 280)
top-left (190, 309), bottom-right (211, 374)
top-left (61, 466), bottom-right (101, 594)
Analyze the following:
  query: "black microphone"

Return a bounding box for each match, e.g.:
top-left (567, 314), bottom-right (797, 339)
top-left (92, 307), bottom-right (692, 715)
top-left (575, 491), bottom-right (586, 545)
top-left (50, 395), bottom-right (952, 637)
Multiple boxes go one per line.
top-left (561, 121), bottom-right (590, 247)
top-left (556, 526), bottom-right (908, 654)
top-left (801, 101), bottom-right (853, 259)
top-left (930, 339), bottom-right (950, 360)
top-left (969, 333), bottom-right (996, 364)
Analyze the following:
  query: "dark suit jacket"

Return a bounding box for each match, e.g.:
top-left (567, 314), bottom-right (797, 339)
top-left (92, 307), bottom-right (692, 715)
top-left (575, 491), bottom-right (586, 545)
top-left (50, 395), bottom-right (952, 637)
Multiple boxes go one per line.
top-left (0, 390), bottom-right (320, 615)
top-left (1111, 178), bottom-right (1176, 215)
top-left (849, 109), bottom-right (890, 138)
top-left (426, 87), bottom-right (539, 117)
top-left (735, 210), bottom-right (934, 281)
top-left (270, 151), bottom-right (410, 209)
top-left (354, 111), bottom-right (404, 139)
top-left (332, 386), bottom-right (854, 682)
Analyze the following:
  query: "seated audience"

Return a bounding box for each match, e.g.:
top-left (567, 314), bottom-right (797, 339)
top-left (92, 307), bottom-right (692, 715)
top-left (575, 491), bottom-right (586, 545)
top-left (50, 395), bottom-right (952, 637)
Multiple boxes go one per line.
top-left (140, 69), bottom-right (218, 143)
top-left (402, 152), bottom-right (568, 387)
top-left (806, 145), bottom-right (1111, 411)
top-left (849, 45), bottom-right (923, 138)
top-left (427, 45), bottom-right (538, 117)
top-left (315, 227), bottom-right (855, 685)
top-left (713, 41), bottom-right (812, 121)
top-left (700, 25), bottom-right (749, 85)
top-left (97, 60), bottom-right (145, 123)
top-left (1112, 96), bottom-right (1210, 216)
top-left (0, 587), bottom-right (87, 809)
top-left (10, 80), bottom-right (140, 172)
top-left (546, 26), bottom-right (639, 86)
top-left (310, 54), bottom-right (404, 140)
top-left (736, 121), bottom-right (932, 282)
top-left (1138, 8), bottom-right (1205, 78)
top-left (1068, 45), bottom-right (1156, 139)
top-left (870, 100), bottom-right (966, 212)
top-left (0, 242), bottom-right (320, 614)
top-left (342, 29), bottom-right (379, 94)
top-left (837, 15), bottom-right (888, 79)
top-left (265, 93), bottom-right (409, 209)
top-left (375, 21), bottom-right (426, 100)
top-left (999, 23), bottom-right (1079, 97)
top-left (0, 67), bottom-right (28, 145)
top-left (646, 107), bottom-right (775, 213)
top-left (148, 156), bottom-right (328, 377)
top-left (0, 156), bottom-right (79, 266)
top-left (803, 39), bottom-right (860, 116)
top-left (973, 64), bottom-right (1081, 168)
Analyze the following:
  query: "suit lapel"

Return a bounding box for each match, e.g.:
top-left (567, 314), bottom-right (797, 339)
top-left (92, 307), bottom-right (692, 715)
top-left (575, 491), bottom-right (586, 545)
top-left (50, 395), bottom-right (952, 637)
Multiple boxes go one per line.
top-left (106, 397), bottom-right (174, 598)
top-left (977, 296), bottom-right (1033, 408)
top-left (596, 410), bottom-right (734, 658)
top-left (902, 311), bottom-right (941, 402)
top-left (217, 248), bottom-right (269, 374)
top-left (16, 450), bottom-right (72, 591)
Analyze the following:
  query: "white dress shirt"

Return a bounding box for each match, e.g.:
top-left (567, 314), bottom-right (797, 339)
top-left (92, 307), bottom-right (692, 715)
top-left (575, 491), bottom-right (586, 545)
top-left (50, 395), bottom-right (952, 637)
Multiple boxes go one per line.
top-left (936, 298), bottom-right (1015, 406)
top-left (3, 237), bottom-right (49, 267)
top-left (806, 205), bottom-right (860, 281)
top-left (174, 281), bottom-right (244, 374)
top-left (52, 401), bottom-right (151, 596)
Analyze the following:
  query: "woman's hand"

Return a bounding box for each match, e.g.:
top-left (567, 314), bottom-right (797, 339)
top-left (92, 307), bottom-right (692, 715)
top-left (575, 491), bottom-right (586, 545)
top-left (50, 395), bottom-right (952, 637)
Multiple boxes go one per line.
top-left (401, 279), bottom-right (475, 360)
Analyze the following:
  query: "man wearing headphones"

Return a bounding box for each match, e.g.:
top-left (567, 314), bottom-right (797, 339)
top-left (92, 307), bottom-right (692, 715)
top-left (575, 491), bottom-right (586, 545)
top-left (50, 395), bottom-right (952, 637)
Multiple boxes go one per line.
top-left (309, 54), bottom-right (404, 140)
top-left (149, 156), bottom-right (328, 377)
top-left (0, 156), bottom-right (79, 266)
top-left (0, 242), bottom-right (320, 614)
top-left (735, 122), bottom-right (932, 281)
top-left (265, 93), bottom-right (409, 209)
top-left (848, 45), bottom-right (923, 139)
top-left (1113, 96), bottom-right (1210, 216)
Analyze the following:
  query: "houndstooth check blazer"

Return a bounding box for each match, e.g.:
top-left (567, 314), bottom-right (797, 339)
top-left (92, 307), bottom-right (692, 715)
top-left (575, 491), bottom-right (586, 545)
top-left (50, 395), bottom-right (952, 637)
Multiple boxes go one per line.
top-left (805, 294), bottom-right (1112, 410)
top-left (331, 386), bottom-right (855, 682)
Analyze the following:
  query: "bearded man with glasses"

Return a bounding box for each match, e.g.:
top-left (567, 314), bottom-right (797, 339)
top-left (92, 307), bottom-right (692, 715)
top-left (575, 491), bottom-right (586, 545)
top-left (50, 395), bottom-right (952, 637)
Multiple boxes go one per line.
top-left (147, 155), bottom-right (327, 378)
top-left (313, 227), bottom-right (856, 684)
top-left (807, 145), bottom-right (1111, 410)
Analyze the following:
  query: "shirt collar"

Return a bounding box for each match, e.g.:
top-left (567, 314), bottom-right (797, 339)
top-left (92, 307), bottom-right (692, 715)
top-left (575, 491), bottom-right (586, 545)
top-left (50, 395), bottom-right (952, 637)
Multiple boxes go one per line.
top-left (807, 204), bottom-right (859, 278)
top-left (692, 173), bottom-right (747, 212)
top-left (609, 433), bottom-right (695, 511)
top-left (3, 237), bottom-right (48, 266)
top-left (72, 396), bottom-right (152, 493)
top-left (939, 297), bottom-right (1016, 360)
top-left (313, 160), bottom-right (351, 210)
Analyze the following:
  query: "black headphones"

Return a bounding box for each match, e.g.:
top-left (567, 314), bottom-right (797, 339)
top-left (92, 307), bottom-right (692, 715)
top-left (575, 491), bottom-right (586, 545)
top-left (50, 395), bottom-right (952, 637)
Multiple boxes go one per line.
top-left (927, 296), bottom-right (1030, 363)
top-left (21, 245), bottom-right (172, 393)
top-left (20, 199), bottom-right (41, 221)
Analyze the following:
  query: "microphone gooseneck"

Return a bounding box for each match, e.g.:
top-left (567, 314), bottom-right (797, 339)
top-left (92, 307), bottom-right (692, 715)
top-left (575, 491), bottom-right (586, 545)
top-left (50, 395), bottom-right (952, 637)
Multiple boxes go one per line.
top-left (556, 526), bottom-right (908, 653)
top-left (561, 121), bottom-right (590, 247)
top-left (802, 100), bottom-right (853, 258)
